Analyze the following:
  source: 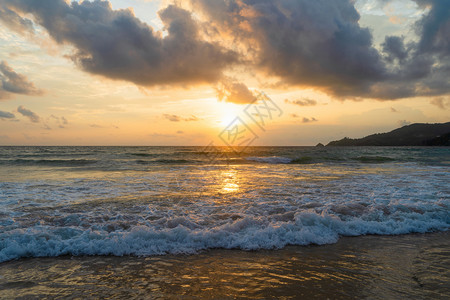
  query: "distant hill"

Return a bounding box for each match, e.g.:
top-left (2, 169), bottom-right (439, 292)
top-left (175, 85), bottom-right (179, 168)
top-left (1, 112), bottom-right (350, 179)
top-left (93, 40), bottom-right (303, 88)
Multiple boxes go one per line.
top-left (327, 122), bottom-right (450, 146)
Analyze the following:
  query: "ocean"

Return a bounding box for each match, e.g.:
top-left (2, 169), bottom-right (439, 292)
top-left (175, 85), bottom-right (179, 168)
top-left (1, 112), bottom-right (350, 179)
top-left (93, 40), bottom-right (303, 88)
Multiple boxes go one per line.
top-left (0, 146), bottom-right (449, 298)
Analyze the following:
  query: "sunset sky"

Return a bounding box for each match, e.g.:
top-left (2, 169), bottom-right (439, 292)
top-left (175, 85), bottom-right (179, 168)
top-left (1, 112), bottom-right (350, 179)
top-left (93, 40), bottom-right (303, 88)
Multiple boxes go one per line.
top-left (0, 0), bottom-right (448, 146)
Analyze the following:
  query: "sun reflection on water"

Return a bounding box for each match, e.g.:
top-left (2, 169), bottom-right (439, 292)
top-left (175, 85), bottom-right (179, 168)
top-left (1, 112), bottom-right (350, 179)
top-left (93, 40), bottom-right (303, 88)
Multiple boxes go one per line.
top-left (219, 169), bottom-right (240, 194)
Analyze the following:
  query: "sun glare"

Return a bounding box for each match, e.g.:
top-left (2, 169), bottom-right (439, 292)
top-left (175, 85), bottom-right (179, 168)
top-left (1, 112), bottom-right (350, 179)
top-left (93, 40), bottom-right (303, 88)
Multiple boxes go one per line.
top-left (218, 103), bottom-right (241, 127)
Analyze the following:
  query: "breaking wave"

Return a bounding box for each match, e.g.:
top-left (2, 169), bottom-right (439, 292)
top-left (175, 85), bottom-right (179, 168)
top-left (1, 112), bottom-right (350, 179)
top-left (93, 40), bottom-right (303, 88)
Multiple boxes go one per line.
top-left (1, 207), bottom-right (448, 262)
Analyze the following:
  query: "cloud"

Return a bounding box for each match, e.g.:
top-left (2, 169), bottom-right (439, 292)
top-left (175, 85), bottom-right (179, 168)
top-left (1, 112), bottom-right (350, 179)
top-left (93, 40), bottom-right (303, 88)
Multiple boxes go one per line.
top-left (430, 97), bottom-right (450, 109)
top-left (414, 0), bottom-right (450, 57)
top-left (163, 114), bottom-right (182, 122)
top-left (0, 61), bottom-right (43, 100)
top-left (3, 0), bottom-right (237, 86)
top-left (0, 5), bottom-right (34, 34)
top-left (163, 114), bottom-right (199, 122)
top-left (190, 0), bottom-right (450, 100)
top-left (398, 119), bottom-right (411, 127)
top-left (302, 117), bottom-right (318, 123)
top-left (3, 0), bottom-right (449, 100)
top-left (149, 132), bottom-right (176, 138)
top-left (184, 116), bottom-right (199, 121)
top-left (382, 36), bottom-right (408, 63)
top-left (376, 0), bottom-right (450, 99)
top-left (0, 110), bottom-right (15, 119)
top-left (291, 114), bottom-right (319, 122)
top-left (89, 123), bottom-right (118, 129)
top-left (216, 79), bottom-right (257, 104)
top-left (17, 105), bottom-right (40, 122)
top-left (46, 114), bottom-right (69, 129)
top-left (285, 98), bottom-right (317, 106)
top-left (191, 0), bottom-right (387, 98)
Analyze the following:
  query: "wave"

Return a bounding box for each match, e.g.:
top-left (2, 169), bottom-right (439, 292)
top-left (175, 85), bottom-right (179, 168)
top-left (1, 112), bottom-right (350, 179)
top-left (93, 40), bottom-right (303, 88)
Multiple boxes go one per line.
top-left (135, 159), bottom-right (194, 165)
top-left (0, 155), bottom-right (421, 168)
top-left (245, 156), bottom-right (314, 164)
top-left (128, 153), bottom-right (158, 157)
top-left (0, 159), bottom-right (98, 167)
top-left (290, 156), bottom-right (314, 164)
top-left (245, 155), bottom-right (401, 165)
top-left (246, 156), bottom-right (292, 164)
top-left (354, 156), bottom-right (396, 163)
top-left (1, 209), bottom-right (448, 263)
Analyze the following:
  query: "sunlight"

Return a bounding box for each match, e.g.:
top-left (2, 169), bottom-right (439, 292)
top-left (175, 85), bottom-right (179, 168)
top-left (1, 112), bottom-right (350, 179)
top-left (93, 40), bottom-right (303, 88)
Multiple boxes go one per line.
top-left (219, 169), bottom-right (240, 194)
top-left (220, 112), bottom-right (237, 127)
top-left (216, 102), bottom-right (241, 127)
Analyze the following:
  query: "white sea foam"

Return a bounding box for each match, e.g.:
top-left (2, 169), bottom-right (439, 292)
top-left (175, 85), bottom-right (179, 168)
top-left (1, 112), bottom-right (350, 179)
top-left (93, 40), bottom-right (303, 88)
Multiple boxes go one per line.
top-left (0, 208), bottom-right (448, 262)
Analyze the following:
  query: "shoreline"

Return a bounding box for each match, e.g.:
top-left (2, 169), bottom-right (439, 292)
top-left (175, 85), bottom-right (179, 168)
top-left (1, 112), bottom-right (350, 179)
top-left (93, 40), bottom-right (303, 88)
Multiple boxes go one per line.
top-left (1, 231), bottom-right (448, 298)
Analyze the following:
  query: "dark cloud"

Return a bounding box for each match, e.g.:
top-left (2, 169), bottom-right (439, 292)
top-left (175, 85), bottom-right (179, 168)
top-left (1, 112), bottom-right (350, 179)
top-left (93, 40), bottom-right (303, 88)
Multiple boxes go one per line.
top-left (414, 0), bottom-right (450, 57)
top-left (0, 61), bottom-right (43, 100)
top-left (17, 105), bottom-right (40, 122)
top-left (0, 110), bottom-right (15, 119)
top-left (2, 0), bottom-right (237, 86)
top-left (191, 0), bottom-right (450, 100)
top-left (216, 79), bottom-right (257, 104)
top-left (191, 0), bottom-right (387, 98)
top-left (163, 114), bottom-right (199, 122)
top-left (2, 0), bottom-right (449, 101)
top-left (285, 98), bottom-right (317, 106)
top-left (382, 36), bottom-right (408, 63)
top-left (377, 0), bottom-right (450, 99)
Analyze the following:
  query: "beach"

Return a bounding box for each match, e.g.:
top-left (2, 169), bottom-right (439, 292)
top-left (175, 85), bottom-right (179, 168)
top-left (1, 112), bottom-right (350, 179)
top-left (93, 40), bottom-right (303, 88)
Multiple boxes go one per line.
top-left (2, 0), bottom-right (450, 297)
top-left (1, 232), bottom-right (448, 299)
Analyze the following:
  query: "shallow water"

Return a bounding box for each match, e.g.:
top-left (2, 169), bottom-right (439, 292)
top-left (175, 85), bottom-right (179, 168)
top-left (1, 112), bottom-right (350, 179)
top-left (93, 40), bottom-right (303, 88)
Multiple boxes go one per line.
top-left (0, 232), bottom-right (448, 299)
top-left (0, 146), bottom-right (449, 262)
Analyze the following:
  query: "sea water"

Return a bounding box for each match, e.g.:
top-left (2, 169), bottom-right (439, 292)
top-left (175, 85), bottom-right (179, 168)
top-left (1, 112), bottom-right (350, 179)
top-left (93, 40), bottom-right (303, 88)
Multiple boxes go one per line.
top-left (0, 146), bottom-right (449, 262)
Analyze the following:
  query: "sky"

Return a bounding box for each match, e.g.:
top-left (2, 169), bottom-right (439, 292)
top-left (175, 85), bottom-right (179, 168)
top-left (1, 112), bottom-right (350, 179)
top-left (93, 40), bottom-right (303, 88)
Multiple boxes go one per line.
top-left (0, 0), bottom-right (448, 146)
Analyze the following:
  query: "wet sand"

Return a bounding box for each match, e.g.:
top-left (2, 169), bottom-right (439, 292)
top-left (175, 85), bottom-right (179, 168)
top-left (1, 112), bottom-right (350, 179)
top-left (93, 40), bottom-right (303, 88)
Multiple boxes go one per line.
top-left (1, 232), bottom-right (448, 299)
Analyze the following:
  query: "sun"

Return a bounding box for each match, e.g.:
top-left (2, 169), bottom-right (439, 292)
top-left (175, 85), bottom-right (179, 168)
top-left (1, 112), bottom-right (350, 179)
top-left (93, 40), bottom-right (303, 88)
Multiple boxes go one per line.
top-left (220, 113), bottom-right (237, 127)
top-left (218, 103), bottom-right (241, 127)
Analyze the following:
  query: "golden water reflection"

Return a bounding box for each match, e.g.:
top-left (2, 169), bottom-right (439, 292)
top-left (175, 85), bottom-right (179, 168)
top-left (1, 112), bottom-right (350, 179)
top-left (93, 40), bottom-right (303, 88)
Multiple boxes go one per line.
top-left (0, 233), bottom-right (447, 299)
top-left (218, 169), bottom-right (240, 194)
